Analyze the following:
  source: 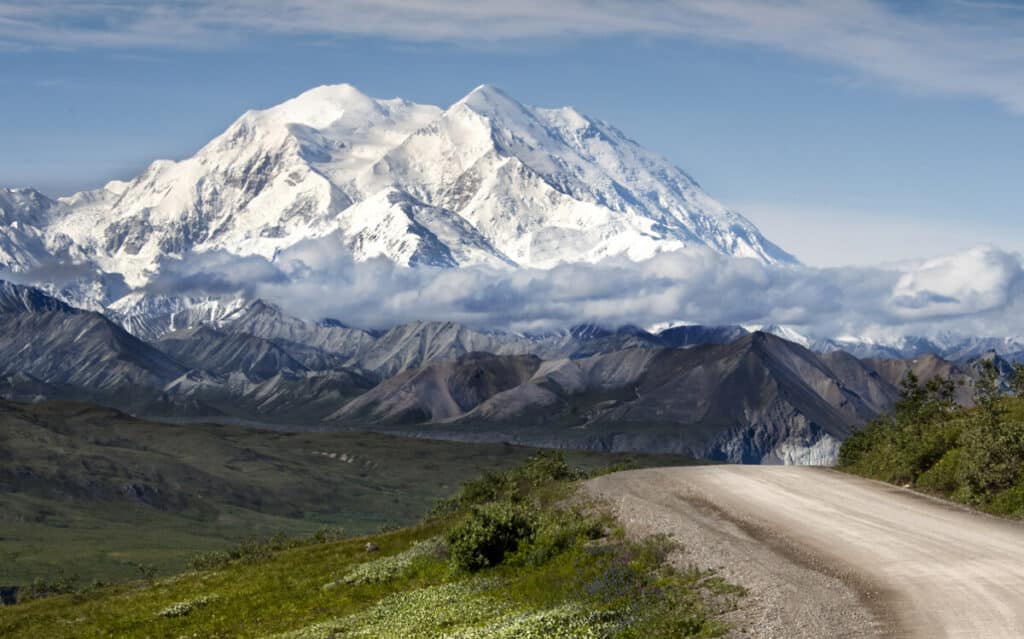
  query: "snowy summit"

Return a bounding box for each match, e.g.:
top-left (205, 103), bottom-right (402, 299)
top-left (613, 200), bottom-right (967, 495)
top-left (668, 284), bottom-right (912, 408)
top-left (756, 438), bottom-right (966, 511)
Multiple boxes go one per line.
top-left (1, 83), bottom-right (796, 289)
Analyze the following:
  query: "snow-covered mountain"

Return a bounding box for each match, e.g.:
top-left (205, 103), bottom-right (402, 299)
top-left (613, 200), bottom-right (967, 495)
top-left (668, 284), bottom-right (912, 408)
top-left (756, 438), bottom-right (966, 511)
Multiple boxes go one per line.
top-left (0, 189), bottom-right (72, 271)
top-left (812, 333), bottom-right (1024, 363)
top-left (0, 83), bottom-right (795, 290)
top-left (107, 292), bottom-right (251, 341)
top-left (349, 85), bottom-right (795, 268)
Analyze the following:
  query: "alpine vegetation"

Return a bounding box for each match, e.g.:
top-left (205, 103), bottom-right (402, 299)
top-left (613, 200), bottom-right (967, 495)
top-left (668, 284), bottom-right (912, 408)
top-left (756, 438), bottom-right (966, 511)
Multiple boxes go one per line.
top-left (839, 362), bottom-right (1024, 516)
top-left (0, 452), bottom-right (742, 638)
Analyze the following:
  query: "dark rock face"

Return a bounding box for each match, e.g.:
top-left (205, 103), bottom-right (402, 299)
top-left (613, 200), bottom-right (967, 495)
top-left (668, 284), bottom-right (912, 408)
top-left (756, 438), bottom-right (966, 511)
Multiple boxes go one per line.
top-left (0, 280), bottom-right (74, 314)
top-left (158, 326), bottom-right (308, 381)
top-left (657, 324), bottom-right (749, 348)
top-left (0, 282), bottom-right (186, 409)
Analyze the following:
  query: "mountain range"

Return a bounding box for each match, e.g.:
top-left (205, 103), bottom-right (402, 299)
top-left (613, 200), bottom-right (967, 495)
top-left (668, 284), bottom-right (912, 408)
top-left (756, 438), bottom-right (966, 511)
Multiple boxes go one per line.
top-left (1, 83), bottom-right (1020, 465)
top-left (3, 83), bottom-right (1019, 357)
top-left (2, 279), bottom-right (1015, 464)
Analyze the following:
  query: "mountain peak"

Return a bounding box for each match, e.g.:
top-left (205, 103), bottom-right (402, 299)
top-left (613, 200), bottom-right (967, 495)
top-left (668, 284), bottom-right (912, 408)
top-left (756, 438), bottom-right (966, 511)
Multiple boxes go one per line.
top-left (463, 83), bottom-right (508, 98)
top-left (0, 188), bottom-right (58, 225)
top-left (241, 298), bottom-right (284, 317)
top-left (0, 280), bottom-right (75, 314)
top-left (16, 83), bottom-right (797, 293)
top-left (454, 84), bottom-right (529, 118)
top-left (252, 83), bottom-right (383, 129)
top-left (293, 82), bottom-right (374, 106)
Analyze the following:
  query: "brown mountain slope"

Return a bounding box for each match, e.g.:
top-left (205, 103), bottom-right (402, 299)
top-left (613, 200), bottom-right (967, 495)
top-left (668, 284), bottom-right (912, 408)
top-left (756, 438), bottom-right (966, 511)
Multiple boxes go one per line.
top-left (328, 333), bottom-right (901, 463)
top-left (330, 353), bottom-right (542, 423)
top-left (862, 354), bottom-right (974, 405)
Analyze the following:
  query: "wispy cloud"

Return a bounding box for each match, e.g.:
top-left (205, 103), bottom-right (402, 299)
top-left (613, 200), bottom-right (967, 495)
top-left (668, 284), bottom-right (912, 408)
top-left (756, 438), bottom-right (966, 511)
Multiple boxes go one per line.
top-left (956, 1), bottom-right (1024, 12)
top-left (3, 1), bottom-right (1024, 113)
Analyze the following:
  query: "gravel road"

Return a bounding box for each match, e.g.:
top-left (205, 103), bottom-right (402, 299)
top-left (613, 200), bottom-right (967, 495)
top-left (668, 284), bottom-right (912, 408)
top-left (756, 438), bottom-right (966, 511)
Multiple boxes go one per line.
top-left (585, 466), bottom-right (1024, 639)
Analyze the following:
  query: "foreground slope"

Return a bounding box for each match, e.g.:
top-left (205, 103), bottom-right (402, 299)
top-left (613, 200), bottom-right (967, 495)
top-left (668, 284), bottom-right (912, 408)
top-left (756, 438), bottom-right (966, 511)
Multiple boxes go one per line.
top-left (588, 466), bottom-right (1024, 639)
top-left (0, 455), bottom-right (726, 639)
top-left (0, 399), bottom-right (690, 584)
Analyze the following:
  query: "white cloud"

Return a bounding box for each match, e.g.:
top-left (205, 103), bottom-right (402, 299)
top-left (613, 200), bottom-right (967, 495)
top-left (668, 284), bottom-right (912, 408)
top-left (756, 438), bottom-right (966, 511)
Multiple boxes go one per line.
top-left (889, 245), bottom-right (1020, 320)
top-left (4, 1), bottom-right (1024, 113)
top-left (132, 237), bottom-right (1024, 340)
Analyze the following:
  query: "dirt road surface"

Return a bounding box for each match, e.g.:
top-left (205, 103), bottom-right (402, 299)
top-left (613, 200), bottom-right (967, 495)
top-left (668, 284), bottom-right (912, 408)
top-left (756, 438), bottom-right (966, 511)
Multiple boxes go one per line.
top-left (586, 466), bottom-right (1024, 639)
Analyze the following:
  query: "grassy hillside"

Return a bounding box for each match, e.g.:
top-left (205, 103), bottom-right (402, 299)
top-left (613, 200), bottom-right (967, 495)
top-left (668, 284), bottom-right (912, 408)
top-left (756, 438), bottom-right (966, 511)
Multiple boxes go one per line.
top-left (838, 364), bottom-right (1024, 516)
top-left (0, 453), bottom-right (741, 638)
top-left (0, 400), bottom-right (696, 585)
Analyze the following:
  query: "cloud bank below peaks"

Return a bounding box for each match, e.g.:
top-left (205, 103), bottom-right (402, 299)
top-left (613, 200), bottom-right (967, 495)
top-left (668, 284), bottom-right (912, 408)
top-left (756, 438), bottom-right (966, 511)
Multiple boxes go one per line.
top-left (141, 235), bottom-right (1024, 340)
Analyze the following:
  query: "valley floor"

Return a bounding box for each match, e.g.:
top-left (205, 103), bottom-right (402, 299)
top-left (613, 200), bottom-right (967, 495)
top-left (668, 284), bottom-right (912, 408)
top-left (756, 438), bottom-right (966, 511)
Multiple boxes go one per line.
top-left (0, 400), bottom-right (694, 585)
top-left (587, 466), bottom-right (1024, 639)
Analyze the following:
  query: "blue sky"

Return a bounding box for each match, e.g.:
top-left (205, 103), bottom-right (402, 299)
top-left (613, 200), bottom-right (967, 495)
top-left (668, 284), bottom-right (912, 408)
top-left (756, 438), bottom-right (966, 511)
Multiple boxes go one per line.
top-left (1, 0), bottom-right (1022, 266)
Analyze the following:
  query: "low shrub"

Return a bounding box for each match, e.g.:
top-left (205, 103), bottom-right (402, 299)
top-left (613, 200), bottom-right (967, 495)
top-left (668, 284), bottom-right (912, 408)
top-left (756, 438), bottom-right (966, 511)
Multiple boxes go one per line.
top-left (519, 450), bottom-right (586, 487)
top-left (308, 526), bottom-right (346, 544)
top-left (433, 451), bottom-right (587, 516)
top-left (187, 550), bottom-right (232, 572)
top-left (916, 448), bottom-right (963, 494)
top-left (186, 526), bottom-right (348, 573)
top-left (512, 508), bottom-right (605, 567)
top-left (958, 416), bottom-right (1024, 502)
top-left (447, 501), bottom-right (537, 572)
top-left (986, 484), bottom-right (1024, 517)
top-left (19, 570), bottom-right (79, 602)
